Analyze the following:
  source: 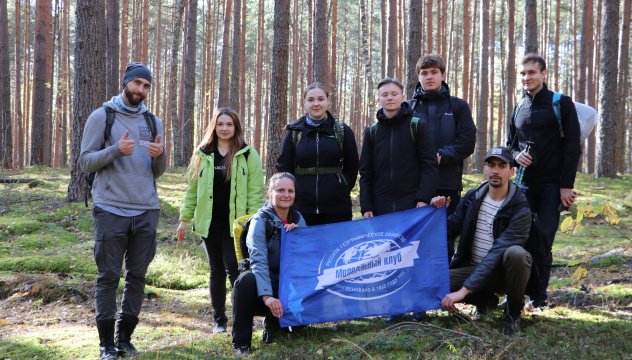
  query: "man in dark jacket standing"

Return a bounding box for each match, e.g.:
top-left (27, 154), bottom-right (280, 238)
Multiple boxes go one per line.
top-left (360, 77), bottom-right (438, 218)
top-left (410, 54), bottom-right (476, 219)
top-left (507, 54), bottom-right (580, 307)
top-left (431, 146), bottom-right (532, 335)
top-left (360, 77), bottom-right (438, 322)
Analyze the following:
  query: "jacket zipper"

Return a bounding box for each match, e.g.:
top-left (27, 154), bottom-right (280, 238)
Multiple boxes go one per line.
top-left (316, 131), bottom-right (320, 214)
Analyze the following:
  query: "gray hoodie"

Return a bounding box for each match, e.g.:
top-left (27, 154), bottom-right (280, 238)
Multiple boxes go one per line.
top-left (79, 99), bottom-right (167, 210)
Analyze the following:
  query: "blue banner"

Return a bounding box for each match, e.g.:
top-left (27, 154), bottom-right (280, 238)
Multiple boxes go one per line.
top-left (278, 206), bottom-right (450, 327)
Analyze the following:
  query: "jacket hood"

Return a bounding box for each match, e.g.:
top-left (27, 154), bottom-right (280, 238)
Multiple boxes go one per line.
top-left (376, 101), bottom-right (413, 124)
top-left (413, 81), bottom-right (451, 100)
top-left (103, 96), bottom-right (149, 116)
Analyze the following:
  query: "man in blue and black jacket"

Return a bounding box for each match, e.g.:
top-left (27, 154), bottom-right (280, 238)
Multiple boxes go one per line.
top-left (507, 54), bottom-right (581, 307)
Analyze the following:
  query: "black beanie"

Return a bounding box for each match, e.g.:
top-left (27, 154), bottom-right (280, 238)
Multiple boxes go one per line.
top-left (122, 62), bottom-right (152, 88)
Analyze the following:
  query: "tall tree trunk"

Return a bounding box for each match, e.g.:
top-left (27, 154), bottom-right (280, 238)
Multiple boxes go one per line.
top-left (523, 0), bottom-right (538, 54)
top-left (504, 0), bottom-right (516, 144)
top-left (380, 0), bottom-right (386, 79)
top-left (120, 0), bottom-right (129, 79)
top-left (596, 0), bottom-right (619, 177)
top-left (14, 0), bottom-right (23, 168)
top-left (475, 0), bottom-right (489, 171)
top-left (462, 0), bottom-right (471, 106)
top-left (182, 0), bottom-right (197, 166)
top-left (239, 0), bottom-right (246, 119)
top-left (217, 0), bottom-right (232, 108)
top-left (30, 0), bottom-right (53, 166)
top-left (488, 1), bottom-right (496, 149)
top-left (67, 0), bottom-right (106, 201)
top-left (154, 0), bottom-right (162, 117)
top-left (330, 0), bottom-right (338, 116)
top-left (0, 0), bottom-right (11, 168)
top-left (616, 0), bottom-right (631, 172)
top-left (106, 0), bottom-right (119, 98)
top-left (426, 0), bottom-right (433, 53)
top-left (406, 0), bottom-right (423, 99)
top-left (61, 0), bottom-right (69, 167)
top-left (587, 0), bottom-right (598, 174)
top-left (229, 0), bottom-right (241, 111)
top-left (360, 0), bottom-right (375, 118)
top-left (312, 0), bottom-right (327, 83)
top-left (553, 0), bottom-right (561, 90)
top-left (168, 0), bottom-right (186, 166)
top-left (253, 0), bottom-right (264, 153)
top-left (386, 0), bottom-right (397, 77)
top-left (266, 0), bottom-right (290, 179)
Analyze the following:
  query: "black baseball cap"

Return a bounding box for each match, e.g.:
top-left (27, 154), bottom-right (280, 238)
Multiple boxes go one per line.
top-left (484, 146), bottom-right (513, 164)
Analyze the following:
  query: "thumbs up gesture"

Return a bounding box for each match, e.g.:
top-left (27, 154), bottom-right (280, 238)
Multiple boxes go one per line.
top-left (119, 130), bottom-right (135, 156)
top-left (148, 134), bottom-right (165, 158)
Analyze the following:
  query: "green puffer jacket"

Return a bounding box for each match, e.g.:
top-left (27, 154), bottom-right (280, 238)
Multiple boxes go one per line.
top-left (179, 144), bottom-right (264, 238)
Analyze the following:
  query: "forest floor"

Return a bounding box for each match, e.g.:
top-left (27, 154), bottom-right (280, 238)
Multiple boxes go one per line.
top-left (0, 167), bottom-right (631, 359)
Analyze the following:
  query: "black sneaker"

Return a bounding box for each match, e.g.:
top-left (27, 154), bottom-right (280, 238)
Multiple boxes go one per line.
top-left (234, 345), bottom-right (251, 357)
top-left (262, 329), bottom-right (274, 344)
top-left (385, 313), bottom-right (403, 322)
top-left (412, 311), bottom-right (428, 322)
top-left (503, 313), bottom-right (521, 335)
top-left (213, 320), bottom-right (227, 334)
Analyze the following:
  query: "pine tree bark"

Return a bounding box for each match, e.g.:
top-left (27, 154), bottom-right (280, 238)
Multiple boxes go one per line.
top-left (120, 0), bottom-right (129, 79)
top-left (360, 0), bottom-right (375, 117)
top-left (312, 0), bottom-right (327, 83)
top-left (239, 0), bottom-right (246, 119)
top-left (182, 0), bottom-right (197, 166)
top-left (615, 0), bottom-right (631, 172)
top-left (0, 0), bottom-right (12, 168)
top-left (253, 0), bottom-right (264, 153)
top-left (30, 0), bottom-right (53, 166)
top-left (504, 0), bottom-right (516, 142)
top-left (475, 0), bottom-right (489, 171)
top-left (595, 0), bottom-right (619, 177)
top-left (380, 0), bottom-right (386, 79)
top-left (406, 0), bottom-right (423, 99)
top-left (217, 0), bottom-right (232, 108)
top-left (488, 2), bottom-right (496, 149)
top-left (523, 0), bottom-right (538, 54)
top-left (67, 0), bottom-right (106, 201)
top-left (426, 0), bottom-right (433, 53)
top-left (229, 0), bottom-right (241, 112)
top-left (330, 0), bottom-right (338, 116)
top-left (386, 0), bottom-right (397, 77)
top-left (106, 0), bottom-right (119, 98)
top-left (462, 0), bottom-right (471, 106)
top-left (14, 0), bottom-right (23, 168)
top-left (168, 0), bottom-right (186, 166)
top-left (266, 0), bottom-right (290, 179)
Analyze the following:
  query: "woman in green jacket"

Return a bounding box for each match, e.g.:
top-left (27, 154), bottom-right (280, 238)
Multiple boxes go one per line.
top-left (177, 107), bottom-right (264, 333)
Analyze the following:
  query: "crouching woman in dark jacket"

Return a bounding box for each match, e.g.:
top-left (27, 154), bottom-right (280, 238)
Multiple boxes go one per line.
top-left (231, 173), bottom-right (306, 356)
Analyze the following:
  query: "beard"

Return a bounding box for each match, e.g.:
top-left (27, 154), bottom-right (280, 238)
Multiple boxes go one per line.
top-left (123, 86), bottom-right (146, 106)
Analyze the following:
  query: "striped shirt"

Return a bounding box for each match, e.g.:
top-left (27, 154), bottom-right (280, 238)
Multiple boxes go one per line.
top-left (471, 194), bottom-right (504, 264)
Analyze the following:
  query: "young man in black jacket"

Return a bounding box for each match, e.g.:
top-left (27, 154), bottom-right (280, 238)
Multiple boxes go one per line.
top-left (431, 146), bottom-right (532, 335)
top-left (410, 54), bottom-right (476, 219)
top-left (359, 77), bottom-right (438, 322)
top-left (507, 54), bottom-right (580, 307)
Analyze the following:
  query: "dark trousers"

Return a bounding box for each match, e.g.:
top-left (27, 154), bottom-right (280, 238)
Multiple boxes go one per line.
top-left (93, 207), bottom-right (159, 321)
top-left (525, 183), bottom-right (561, 303)
top-left (201, 219), bottom-right (239, 322)
top-left (231, 271), bottom-right (278, 348)
top-left (449, 246), bottom-right (532, 300)
top-left (436, 189), bottom-right (461, 260)
top-left (301, 210), bottom-right (352, 226)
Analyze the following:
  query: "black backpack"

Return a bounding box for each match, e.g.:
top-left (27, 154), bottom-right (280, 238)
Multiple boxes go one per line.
top-left (84, 107), bottom-right (157, 207)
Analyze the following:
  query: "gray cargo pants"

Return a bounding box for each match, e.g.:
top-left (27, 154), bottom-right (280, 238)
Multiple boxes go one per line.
top-left (92, 206), bottom-right (159, 321)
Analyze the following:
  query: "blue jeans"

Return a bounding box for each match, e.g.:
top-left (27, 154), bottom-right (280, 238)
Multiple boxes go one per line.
top-left (524, 183), bottom-right (561, 304)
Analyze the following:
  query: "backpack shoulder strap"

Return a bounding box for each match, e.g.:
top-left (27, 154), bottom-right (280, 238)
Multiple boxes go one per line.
top-left (291, 129), bottom-right (302, 151)
top-left (143, 111), bottom-right (158, 141)
top-left (552, 92), bottom-right (564, 138)
top-left (104, 107), bottom-right (116, 148)
top-left (410, 117), bottom-right (420, 145)
top-left (407, 98), bottom-right (418, 113)
top-left (369, 123), bottom-right (378, 143)
top-left (333, 120), bottom-right (344, 153)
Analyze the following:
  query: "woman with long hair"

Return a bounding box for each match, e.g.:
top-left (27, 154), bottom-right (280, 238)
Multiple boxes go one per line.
top-left (231, 172), bottom-right (306, 357)
top-left (277, 82), bottom-right (359, 225)
top-left (177, 107), bottom-right (264, 333)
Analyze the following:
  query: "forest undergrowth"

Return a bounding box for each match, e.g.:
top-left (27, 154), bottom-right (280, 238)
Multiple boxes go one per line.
top-left (0, 167), bottom-right (630, 359)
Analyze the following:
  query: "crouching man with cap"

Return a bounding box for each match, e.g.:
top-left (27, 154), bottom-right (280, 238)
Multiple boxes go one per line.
top-left (431, 146), bottom-right (532, 334)
top-left (79, 62), bottom-right (166, 359)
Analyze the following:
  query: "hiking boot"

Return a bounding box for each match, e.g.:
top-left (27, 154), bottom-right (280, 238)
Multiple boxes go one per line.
top-left (503, 296), bottom-right (524, 335)
top-left (234, 345), bottom-right (251, 357)
top-left (115, 314), bottom-right (141, 357)
top-left (262, 316), bottom-right (276, 344)
top-left (473, 292), bottom-right (499, 316)
top-left (213, 319), bottom-right (227, 334)
top-left (96, 319), bottom-right (117, 360)
top-left (385, 313), bottom-right (403, 323)
top-left (412, 311), bottom-right (428, 322)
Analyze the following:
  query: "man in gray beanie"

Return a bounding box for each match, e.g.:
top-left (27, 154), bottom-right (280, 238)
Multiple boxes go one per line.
top-left (79, 62), bottom-right (165, 360)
